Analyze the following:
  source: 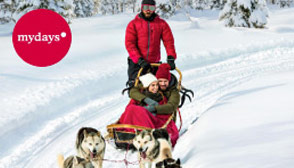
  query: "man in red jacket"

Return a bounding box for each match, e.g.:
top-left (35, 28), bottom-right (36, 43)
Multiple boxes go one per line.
top-left (125, 0), bottom-right (177, 87)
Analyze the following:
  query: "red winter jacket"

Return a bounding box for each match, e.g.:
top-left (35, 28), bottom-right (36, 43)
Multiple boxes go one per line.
top-left (125, 14), bottom-right (177, 64)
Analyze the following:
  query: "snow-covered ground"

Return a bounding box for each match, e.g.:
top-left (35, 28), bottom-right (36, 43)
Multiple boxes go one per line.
top-left (174, 71), bottom-right (294, 168)
top-left (0, 7), bottom-right (294, 168)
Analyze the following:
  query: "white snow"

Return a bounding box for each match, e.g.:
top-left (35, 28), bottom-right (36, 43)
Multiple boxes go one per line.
top-left (174, 71), bottom-right (294, 168)
top-left (0, 7), bottom-right (294, 168)
top-left (220, 0), bottom-right (269, 28)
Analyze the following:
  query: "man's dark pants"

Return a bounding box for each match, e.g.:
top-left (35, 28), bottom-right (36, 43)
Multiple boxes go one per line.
top-left (127, 57), bottom-right (158, 87)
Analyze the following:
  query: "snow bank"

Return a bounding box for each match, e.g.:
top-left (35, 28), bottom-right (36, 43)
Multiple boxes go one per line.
top-left (174, 71), bottom-right (294, 168)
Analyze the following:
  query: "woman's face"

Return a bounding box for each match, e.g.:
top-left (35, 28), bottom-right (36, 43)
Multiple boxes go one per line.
top-left (148, 81), bottom-right (159, 93)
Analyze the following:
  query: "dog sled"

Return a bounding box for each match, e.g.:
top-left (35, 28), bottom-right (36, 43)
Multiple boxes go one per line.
top-left (105, 63), bottom-right (193, 150)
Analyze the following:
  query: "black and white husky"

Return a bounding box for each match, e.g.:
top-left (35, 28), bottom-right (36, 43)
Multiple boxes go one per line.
top-left (57, 127), bottom-right (106, 168)
top-left (75, 127), bottom-right (106, 168)
top-left (133, 129), bottom-right (173, 168)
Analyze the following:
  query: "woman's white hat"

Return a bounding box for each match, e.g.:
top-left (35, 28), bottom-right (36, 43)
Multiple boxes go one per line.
top-left (139, 73), bottom-right (158, 88)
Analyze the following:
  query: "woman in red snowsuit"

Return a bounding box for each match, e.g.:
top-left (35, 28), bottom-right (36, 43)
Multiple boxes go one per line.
top-left (119, 73), bottom-right (179, 147)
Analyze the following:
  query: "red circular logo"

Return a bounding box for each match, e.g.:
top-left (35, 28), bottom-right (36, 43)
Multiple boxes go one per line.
top-left (12, 9), bottom-right (72, 67)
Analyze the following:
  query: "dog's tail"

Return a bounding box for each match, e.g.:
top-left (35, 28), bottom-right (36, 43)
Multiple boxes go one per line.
top-left (57, 154), bottom-right (65, 168)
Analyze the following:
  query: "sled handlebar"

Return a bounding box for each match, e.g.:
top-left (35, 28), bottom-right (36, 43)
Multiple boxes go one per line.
top-left (135, 63), bottom-right (182, 90)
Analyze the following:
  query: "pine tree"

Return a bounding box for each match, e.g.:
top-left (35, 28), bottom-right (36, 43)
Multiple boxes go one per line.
top-left (170, 0), bottom-right (181, 9)
top-left (12, 0), bottom-right (75, 23)
top-left (192, 0), bottom-right (209, 10)
top-left (219, 0), bottom-right (269, 28)
top-left (74, 0), bottom-right (95, 17)
top-left (209, 0), bottom-right (227, 9)
top-left (0, 0), bottom-right (17, 24)
top-left (0, 0), bottom-right (10, 24)
top-left (98, 0), bottom-right (115, 15)
top-left (50, 0), bottom-right (75, 21)
top-left (278, 0), bottom-right (292, 7)
top-left (157, 0), bottom-right (175, 18)
top-left (265, 0), bottom-right (292, 8)
top-left (191, 0), bottom-right (227, 10)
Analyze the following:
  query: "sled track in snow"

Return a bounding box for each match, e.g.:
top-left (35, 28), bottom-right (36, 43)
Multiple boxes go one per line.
top-left (179, 43), bottom-right (294, 131)
top-left (1, 40), bottom-right (294, 168)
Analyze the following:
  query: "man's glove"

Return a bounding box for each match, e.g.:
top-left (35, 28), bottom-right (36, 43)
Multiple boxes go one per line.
top-left (138, 57), bottom-right (151, 70)
top-left (143, 97), bottom-right (158, 106)
top-left (167, 56), bottom-right (176, 70)
top-left (144, 105), bottom-right (157, 116)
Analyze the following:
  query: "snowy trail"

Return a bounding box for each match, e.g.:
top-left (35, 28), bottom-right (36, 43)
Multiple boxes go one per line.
top-left (1, 38), bottom-right (294, 168)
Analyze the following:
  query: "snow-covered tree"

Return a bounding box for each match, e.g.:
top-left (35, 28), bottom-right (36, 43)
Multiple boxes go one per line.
top-left (156, 0), bottom-right (175, 18)
top-left (219, 0), bottom-right (269, 28)
top-left (277, 0), bottom-right (292, 7)
top-left (170, 0), bottom-right (182, 9)
top-left (0, 0), bottom-right (15, 24)
top-left (12, 0), bottom-right (75, 23)
top-left (191, 0), bottom-right (209, 9)
top-left (209, 0), bottom-right (227, 9)
top-left (74, 0), bottom-right (95, 17)
top-left (266, 0), bottom-right (293, 8)
top-left (98, 0), bottom-right (118, 14)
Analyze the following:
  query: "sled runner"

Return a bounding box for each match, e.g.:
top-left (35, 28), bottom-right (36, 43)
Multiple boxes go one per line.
top-left (105, 63), bottom-right (193, 149)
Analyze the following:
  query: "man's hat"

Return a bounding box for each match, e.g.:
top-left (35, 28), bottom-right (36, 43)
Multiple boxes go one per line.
top-left (142, 0), bottom-right (156, 5)
top-left (156, 63), bottom-right (171, 81)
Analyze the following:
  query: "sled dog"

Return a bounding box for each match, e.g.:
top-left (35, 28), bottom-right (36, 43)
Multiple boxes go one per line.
top-left (156, 158), bottom-right (182, 168)
top-left (76, 127), bottom-right (106, 168)
top-left (57, 154), bottom-right (100, 168)
top-left (133, 129), bottom-right (173, 168)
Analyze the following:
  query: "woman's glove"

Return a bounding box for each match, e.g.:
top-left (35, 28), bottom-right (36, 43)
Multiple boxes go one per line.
top-left (143, 97), bottom-right (159, 106)
top-left (144, 105), bottom-right (157, 116)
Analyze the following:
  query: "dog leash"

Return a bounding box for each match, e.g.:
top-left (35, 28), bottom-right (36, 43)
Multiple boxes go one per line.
top-left (102, 140), bottom-right (141, 168)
